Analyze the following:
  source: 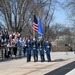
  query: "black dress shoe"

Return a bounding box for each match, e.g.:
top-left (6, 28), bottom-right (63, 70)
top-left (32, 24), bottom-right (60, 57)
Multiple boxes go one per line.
top-left (41, 60), bottom-right (44, 62)
top-left (27, 60), bottom-right (29, 62)
top-left (48, 60), bottom-right (51, 62)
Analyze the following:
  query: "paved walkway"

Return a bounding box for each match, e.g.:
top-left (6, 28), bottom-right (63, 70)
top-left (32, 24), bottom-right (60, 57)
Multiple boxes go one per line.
top-left (0, 52), bottom-right (75, 75)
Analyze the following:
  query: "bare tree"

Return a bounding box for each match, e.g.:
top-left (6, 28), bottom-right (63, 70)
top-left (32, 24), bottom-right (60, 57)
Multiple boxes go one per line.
top-left (61, 0), bottom-right (75, 26)
top-left (0, 0), bottom-right (48, 32)
top-left (40, 0), bottom-right (57, 39)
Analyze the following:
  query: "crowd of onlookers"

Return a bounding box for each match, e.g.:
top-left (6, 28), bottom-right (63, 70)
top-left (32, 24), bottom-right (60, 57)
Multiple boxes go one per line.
top-left (0, 29), bottom-right (25, 58)
top-left (0, 29), bottom-right (52, 62)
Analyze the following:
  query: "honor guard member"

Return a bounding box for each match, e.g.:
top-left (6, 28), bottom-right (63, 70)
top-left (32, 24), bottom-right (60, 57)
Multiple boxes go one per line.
top-left (45, 38), bottom-right (52, 62)
top-left (26, 36), bottom-right (32, 62)
top-left (23, 38), bottom-right (27, 56)
top-left (38, 39), bottom-right (45, 62)
top-left (30, 36), bottom-right (33, 56)
top-left (32, 37), bottom-right (38, 62)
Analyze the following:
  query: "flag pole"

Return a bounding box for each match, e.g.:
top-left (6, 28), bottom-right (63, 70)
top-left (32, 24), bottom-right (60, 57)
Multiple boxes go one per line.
top-left (33, 13), bottom-right (35, 38)
top-left (33, 29), bottom-right (35, 38)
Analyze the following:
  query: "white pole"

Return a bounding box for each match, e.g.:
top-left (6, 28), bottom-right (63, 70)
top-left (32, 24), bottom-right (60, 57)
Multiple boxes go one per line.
top-left (33, 29), bottom-right (35, 38)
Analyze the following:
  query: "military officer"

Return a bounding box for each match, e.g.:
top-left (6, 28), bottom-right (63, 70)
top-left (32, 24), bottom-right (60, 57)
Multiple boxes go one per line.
top-left (38, 39), bottom-right (45, 62)
top-left (32, 37), bottom-right (38, 62)
top-left (26, 36), bottom-right (32, 62)
top-left (23, 38), bottom-right (27, 56)
top-left (44, 38), bottom-right (52, 62)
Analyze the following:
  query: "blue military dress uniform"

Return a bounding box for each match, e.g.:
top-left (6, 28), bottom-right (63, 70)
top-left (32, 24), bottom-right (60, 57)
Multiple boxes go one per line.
top-left (26, 39), bottom-right (31, 62)
top-left (32, 39), bottom-right (38, 62)
top-left (38, 40), bottom-right (45, 62)
top-left (45, 40), bottom-right (51, 62)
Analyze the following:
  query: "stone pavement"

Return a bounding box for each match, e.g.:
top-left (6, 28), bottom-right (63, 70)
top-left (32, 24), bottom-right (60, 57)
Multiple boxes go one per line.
top-left (0, 52), bottom-right (75, 75)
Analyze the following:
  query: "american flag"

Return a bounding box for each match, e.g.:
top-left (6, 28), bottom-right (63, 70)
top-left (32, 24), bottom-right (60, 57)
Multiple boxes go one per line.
top-left (32, 15), bottom-right (38, 32)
